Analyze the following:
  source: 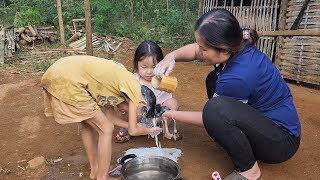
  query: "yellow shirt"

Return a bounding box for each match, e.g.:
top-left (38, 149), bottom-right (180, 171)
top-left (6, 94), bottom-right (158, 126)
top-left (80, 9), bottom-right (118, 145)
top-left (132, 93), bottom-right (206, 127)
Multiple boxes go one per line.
top-left (41, 55), bottom-right (141, 107)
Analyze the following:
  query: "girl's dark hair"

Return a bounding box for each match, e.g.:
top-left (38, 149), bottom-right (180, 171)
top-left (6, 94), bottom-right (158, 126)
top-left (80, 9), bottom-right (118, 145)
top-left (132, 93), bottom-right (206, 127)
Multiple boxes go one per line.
top-left (240, 28), bottom-right (259, 49)
top-left (133, 40), bottom-right (164, 72)
top-left (194, 9), bottom-right (259, 53)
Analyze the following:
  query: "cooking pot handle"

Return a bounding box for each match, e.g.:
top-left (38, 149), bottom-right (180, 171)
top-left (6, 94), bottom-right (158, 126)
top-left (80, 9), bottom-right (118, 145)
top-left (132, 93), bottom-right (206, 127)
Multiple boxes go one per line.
top-left (120, 154), bottom-right (137, 165)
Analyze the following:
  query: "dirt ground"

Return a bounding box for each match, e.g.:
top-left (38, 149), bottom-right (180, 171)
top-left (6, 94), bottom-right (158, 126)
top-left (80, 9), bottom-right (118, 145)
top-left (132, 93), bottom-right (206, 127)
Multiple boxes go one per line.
top-left (0, 46), bottom-right (319, 180)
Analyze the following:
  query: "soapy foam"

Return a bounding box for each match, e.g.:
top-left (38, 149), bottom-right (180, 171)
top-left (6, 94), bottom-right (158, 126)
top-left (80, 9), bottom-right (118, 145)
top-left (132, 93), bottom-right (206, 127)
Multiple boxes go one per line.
top-left (124, 147), bottom-right (182, 162)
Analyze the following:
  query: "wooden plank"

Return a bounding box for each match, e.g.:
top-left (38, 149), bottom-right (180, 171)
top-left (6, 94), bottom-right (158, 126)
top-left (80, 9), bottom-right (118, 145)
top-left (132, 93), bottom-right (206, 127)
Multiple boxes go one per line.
top-left (258, 30), bottom-right (320, 36)
top-left (287, 5), bottom-right (320, 11)
top-left (283, 44), bottom-right (320, 51)
top-left (287, 9), bottom-right (320, 17)
top-left (280, 56), bottom-right (320, 64)
top-left (280, 67), bottom-right (320, 77)
top-left (281, 49), bottom-right (320, 58)
top-left (280, 70), bottom-right (320, 85)
top-left (280, 55), bottom-right (320, 62)
top-left (281, 59), bottom-right (319, 66)
top-left (286, 16), bottom-right (320, 23)
top-left (285, 24), bottom-right (320, 30)
top-left (274, 0), bottom-right (289, 68)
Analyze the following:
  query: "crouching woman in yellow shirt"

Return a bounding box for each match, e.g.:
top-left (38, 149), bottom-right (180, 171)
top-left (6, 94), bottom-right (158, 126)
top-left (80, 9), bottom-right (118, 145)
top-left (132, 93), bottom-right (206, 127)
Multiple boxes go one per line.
top-left (41, 55), bottom-right (161, 180)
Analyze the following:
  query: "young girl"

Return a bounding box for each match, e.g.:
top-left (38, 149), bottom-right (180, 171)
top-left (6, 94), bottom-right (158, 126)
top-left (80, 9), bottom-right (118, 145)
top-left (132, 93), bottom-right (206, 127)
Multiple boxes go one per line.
top-left (41, 55), bottom-right (161, 180)
top-left (115, 40), bottom-right (179, 143)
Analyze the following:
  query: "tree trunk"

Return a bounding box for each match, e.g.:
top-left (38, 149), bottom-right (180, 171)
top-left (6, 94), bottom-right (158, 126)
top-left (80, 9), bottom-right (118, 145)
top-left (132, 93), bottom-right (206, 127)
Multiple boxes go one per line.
top-left (141, 0), bottom-right (144, 22)
top-left (167, 0), bottom-right (169, 16)
top-left (130, 0), bottom-right (134, 32)
top-left (185, 0), bottom-right (188, 16)
top-left (56, 0), bottom-right (65, 44)
top-left (84, 0), bottom-right (93, 55)
top-left (198, 0), bottom-right (203, 17)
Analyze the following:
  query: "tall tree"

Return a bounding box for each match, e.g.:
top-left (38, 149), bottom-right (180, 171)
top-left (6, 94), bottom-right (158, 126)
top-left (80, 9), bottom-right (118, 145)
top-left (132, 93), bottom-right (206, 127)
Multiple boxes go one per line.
top-left (84, 0), bottom-right (93, 55)
top-left (130, 0), bottom-right (134, 32)
top-left (56, 0), bottom-right (65, 44)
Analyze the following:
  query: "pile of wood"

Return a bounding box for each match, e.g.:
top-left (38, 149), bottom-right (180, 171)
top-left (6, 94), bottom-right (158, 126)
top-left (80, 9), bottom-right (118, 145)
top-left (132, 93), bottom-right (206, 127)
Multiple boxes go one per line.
top-left (15, 25), bottom-right (57, 47)
top-left (0, 25), bottom-right (58, 63)
top-left (68, 34), bottom-right (123, 53)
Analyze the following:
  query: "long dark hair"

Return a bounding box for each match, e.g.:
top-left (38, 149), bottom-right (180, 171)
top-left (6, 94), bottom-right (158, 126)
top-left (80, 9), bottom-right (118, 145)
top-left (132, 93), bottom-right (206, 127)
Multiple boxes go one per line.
top-left (194, 9), bottom-right (258, 54)
top-left (133, 40), bottom-right (164, 72)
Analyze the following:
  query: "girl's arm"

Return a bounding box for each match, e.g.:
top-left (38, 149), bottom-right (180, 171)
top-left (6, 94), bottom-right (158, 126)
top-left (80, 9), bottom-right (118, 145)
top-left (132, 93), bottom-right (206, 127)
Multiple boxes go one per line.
top-left (162, 110), bottom-right (204, 127)
top-left (127, 100), bottom-right (162, 136)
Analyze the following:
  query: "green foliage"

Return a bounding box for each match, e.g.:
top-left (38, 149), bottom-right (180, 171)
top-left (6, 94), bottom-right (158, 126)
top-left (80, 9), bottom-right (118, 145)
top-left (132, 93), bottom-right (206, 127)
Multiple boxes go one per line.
top-left (1, 0), bottom-right (200, 47)
top-left (14, 9), bottom-right (42, 27)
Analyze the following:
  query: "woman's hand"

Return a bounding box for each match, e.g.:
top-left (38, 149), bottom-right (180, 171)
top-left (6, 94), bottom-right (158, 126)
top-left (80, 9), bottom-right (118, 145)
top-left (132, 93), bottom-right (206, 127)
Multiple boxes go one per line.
top-left (153, 54), bottom-right (175, 77)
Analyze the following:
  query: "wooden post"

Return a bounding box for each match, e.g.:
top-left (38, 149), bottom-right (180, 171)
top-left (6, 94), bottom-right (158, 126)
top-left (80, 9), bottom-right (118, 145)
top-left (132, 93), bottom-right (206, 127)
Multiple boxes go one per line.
top-left (274, 0), bottom-right (289, 68)
top-left (198, 0), bottom-right (203, 17)
top-left (167, 0), bottom-right (169, 16)
top-left (84, 0), bottom-right (93, 55)
top-left (130, 0), bottom-right (134, 32)
top-left (141, 0), bottom-right (144, 22)
top-left (56, 0), bottom-right (65, 44)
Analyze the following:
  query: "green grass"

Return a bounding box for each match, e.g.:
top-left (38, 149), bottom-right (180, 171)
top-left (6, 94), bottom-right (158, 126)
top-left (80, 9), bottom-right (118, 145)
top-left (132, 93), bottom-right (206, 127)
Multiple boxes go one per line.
top-left (32, 60), bottom-right (55, 72)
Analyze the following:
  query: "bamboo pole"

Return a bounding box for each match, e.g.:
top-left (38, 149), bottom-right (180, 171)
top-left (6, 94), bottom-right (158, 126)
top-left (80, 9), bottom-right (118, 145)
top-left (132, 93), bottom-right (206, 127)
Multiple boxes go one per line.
top-left (56, 0), bottom-right (65, 44)
top-left (84, 0), bottom-right (93, 55)
top-left (274, 0), bottom-right (291, 68)
top-left (15, 27), bottom-right (25, 36)
top-left (21, 33), bottom-right (32, 42)
top-left (28, 25), bottom-right (37, 37)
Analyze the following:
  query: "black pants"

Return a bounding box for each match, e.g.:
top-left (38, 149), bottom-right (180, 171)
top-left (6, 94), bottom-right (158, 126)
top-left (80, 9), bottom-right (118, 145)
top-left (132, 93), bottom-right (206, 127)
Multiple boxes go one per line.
top-left (204, 71), bottom-right (300, 172)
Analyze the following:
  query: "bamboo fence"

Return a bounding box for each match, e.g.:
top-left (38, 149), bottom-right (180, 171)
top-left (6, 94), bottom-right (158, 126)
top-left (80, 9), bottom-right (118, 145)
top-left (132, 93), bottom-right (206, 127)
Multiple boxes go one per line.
top-left (278, 0), bottom-right (320, 85)
top-left (201, 0), bottom-right (320, 85)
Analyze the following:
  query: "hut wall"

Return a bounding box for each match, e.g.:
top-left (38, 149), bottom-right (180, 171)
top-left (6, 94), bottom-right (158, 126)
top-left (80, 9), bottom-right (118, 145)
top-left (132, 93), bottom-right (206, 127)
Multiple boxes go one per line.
top-left (278, 0), bottom-right (320, 85)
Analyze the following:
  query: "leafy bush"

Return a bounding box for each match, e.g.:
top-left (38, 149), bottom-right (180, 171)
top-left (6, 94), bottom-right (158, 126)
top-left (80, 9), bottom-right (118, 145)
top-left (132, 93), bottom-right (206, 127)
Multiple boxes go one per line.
top-left (1, 0), bottom-right (199, 47)
top-left (14, 9), bottom-right (42, 27)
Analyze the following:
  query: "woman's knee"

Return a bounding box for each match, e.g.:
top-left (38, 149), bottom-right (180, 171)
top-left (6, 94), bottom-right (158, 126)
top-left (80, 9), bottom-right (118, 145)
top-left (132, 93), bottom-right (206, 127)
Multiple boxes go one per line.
top-left (203, 96), bottom-right (230, 120)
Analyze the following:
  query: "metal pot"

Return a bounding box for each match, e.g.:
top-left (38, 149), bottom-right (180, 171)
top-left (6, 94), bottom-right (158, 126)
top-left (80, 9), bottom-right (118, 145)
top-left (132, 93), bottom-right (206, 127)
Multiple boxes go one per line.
top-left (120, 154), bottom-right (181, 180)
